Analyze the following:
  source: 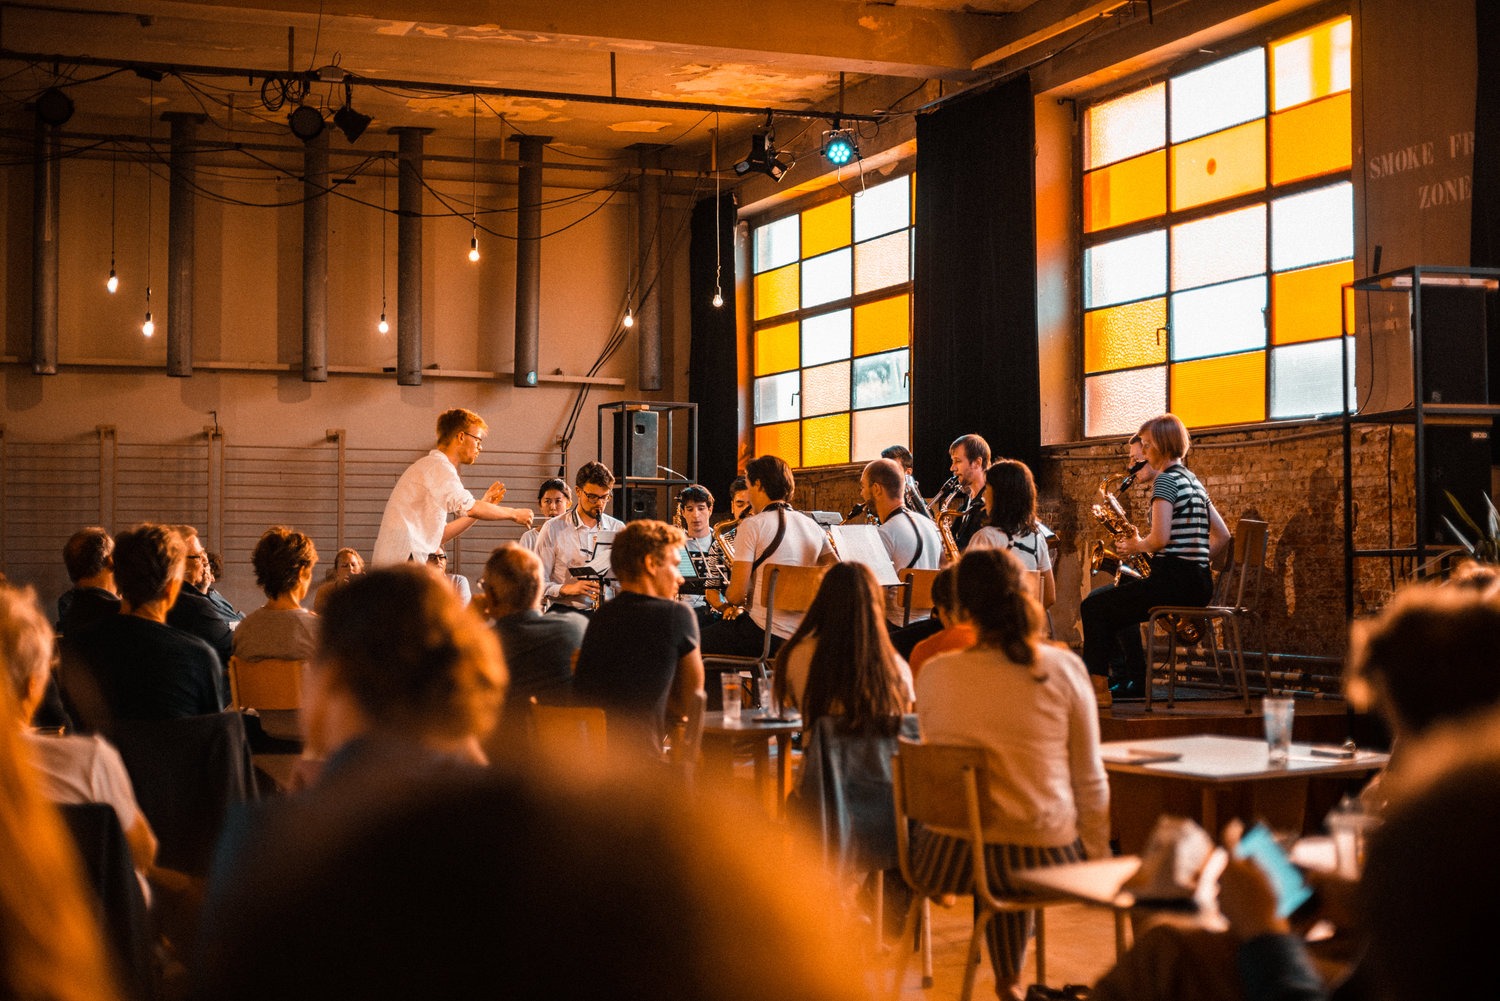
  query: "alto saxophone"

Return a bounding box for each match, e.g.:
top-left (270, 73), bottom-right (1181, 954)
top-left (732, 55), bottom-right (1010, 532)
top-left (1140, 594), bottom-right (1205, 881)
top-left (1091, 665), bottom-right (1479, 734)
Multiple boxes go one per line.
top-left (936, 508), bottom-right (962, 565)
top-left (1088, 476), bottom-right (1202, 645)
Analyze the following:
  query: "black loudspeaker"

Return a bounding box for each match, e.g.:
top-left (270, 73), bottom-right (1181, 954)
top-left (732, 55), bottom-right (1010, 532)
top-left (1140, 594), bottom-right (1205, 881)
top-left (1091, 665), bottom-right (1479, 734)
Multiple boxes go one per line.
top-left (612, 409), bottom-right (659, 479)
top-left (1420, 286), bottom-right (1489, 405)
top-left (1424, 422), bottom-right (1492, 544)
top-left (615, 487), bottom-right (657, 523)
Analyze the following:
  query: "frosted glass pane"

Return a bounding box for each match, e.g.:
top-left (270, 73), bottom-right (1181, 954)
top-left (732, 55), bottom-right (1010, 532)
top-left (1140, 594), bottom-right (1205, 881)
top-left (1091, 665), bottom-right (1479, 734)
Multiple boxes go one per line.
top-left (1272, 182), bottom-right (1353, 271)
top-left (755, 421), bottom-right (801, 469)
top-left (853, 176), bottom-right (911, 243)
top-left (1170, 49), bottom-right (1266, 143)
top-left (1171, 205), bottom-right (1266, 290)
top-left (853, 294), bottom-right (910, 356)
top-left (753, 264), bottom-right (799, 321)
top-left (1084, 150), bottom-right (1166, 232)
top-left (1085, 367), bottom-right (1166, 438)
top-left (1270, 93), bottom-right (1352, 185)
top-left (1086, 230), bottom-right (1167, 309)
top-left (1272, 17), bottom-right (1352, 111)
top-left (852, 406), bottom-right (909, 462)
top-left (802, 361), bottom-right (851, 417)
top-left (802, 309), bottom-right (851, 367)
top-left (753, 371), bottom-right (800, 424)
top-left (802, 197), bottom-right (851, 258)
top-left (1171, 276), bottom-right (1267, 361)
top-left (1171, 352), bottom-right (1266, 427)
top-left (1170, 120), bottom-right (1266, 212)
top-left (854, 231), bottom-right (910, 294)
top-left (754, 215), bottom-right (799, 274)
top-left (1270, 337), bottom-right (1353, 418)
top-left (1084, 298), bottom-right (1167, 373)
top-left (802, 247), bottom-right (852, 309)
top-left (754, 321), bottom-right (799, 376)
top-left (853, 349), bottom-right (909, 410)
top-left (1084, 83), bottom-right (1165, 170)
top-left (803, 413), bottom-right (850, 467)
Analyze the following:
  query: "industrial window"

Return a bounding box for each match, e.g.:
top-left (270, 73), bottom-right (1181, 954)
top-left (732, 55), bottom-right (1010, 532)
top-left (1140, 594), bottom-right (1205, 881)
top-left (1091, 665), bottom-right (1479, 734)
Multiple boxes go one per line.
top-left (1081, 15), bottom-right (1353, 437)
top-left (749, 174), bottom-right (914, 468)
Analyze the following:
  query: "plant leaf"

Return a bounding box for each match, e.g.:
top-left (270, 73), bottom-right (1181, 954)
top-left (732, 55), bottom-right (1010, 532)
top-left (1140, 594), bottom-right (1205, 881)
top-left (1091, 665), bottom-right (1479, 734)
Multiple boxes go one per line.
top-left (1443, 515), bottom-right (1479, 557)
top-left (1446, 490), bottom-right (1483, 537)
top-left (1486, 493), bottom-right (1500, 540)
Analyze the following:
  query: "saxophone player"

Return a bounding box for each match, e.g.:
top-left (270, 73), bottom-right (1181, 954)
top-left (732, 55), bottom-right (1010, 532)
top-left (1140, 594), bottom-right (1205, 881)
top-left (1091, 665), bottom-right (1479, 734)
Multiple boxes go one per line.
top-left (934, 434), bottom-right (991, 555)
top-left (676, 484), bottom-right (720, 629)
top-left (1080, 414), bottom-right (1231, 701)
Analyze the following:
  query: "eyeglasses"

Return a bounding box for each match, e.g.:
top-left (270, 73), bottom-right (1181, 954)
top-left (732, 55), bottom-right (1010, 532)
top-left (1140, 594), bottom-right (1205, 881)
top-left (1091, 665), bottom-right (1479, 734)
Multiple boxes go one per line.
top-left (459, 430), bottom-right (485, 448)
top-left (185, 553), bottom-right (207, 562)
top-left (428, 552), bottom-right (448, 564)
top-left (580, 490), bottom-right (612, 503)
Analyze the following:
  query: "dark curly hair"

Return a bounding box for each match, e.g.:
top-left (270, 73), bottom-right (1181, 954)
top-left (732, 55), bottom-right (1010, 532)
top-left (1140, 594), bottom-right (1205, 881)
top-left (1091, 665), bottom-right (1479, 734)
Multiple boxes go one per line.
top-left (252, 526), bottom-right (319, 599)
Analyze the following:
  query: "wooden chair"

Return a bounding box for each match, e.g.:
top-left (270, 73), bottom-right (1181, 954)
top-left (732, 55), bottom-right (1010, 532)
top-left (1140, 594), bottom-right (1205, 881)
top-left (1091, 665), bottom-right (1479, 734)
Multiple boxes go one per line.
top-left (1145, 519), bottom-right (1273, 713)
top-left (702, 563), bottom-right (830, 692)
top-left (530, 701), bottom-right (608, 757)
top-left (891, 739), bottom-right (1085, 1001)
top-left (898, 567), bottom-right (940, 627)
top-left (227, 656), bottom-right (304, 711)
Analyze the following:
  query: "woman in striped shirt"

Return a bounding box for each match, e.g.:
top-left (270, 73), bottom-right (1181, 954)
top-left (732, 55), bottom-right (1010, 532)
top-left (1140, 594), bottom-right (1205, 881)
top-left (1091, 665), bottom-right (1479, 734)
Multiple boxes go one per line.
top-left (1081, 413), bottom-right (1230, 701)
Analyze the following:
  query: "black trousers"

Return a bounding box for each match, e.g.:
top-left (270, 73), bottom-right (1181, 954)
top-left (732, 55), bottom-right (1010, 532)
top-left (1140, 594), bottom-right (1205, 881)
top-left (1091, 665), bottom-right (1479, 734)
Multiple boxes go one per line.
top-left (699, 614), bottom-right (785, 710)
top-left (1080, 555), bottom-right (1212, 681)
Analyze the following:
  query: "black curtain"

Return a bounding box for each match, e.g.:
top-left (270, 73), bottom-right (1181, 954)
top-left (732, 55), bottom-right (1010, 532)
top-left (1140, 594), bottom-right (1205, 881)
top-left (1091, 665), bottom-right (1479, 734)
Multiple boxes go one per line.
top-left (912, 74), bottom-right (1041, 493)
top-left (688, 192), bottom-right (740, 514)
top-left (1472, 0), bottom-right (1500, 459)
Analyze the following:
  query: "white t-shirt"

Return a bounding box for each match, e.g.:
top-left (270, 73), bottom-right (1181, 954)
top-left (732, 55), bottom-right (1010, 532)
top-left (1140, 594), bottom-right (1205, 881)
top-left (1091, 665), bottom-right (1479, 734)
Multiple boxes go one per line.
top-left (734, 505), bottom-right (831, 639)
top-left (877, 508), bottom-right (943, 625)
top-left (967, 523), bottom-right (1053, 604)
top-left (371, 451), bottom-right (475, 566)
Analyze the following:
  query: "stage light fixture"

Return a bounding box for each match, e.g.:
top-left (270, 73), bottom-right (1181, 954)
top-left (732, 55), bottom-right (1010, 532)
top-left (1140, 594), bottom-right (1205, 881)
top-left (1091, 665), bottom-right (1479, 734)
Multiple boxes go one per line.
top-left (35, 87), bottom-right (74, 127)
top-left (733, 124), bottom-right (791, 182)
top-left (822, 126), bottom-right (858, 166)
top-left (333, 83), bottom-right (372, 143)
top-left (288, 104), bottom-right (325, 142)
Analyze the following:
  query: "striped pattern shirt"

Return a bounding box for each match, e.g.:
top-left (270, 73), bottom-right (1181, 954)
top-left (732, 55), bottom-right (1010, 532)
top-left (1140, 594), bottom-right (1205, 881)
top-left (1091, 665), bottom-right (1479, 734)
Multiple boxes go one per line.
top-left (1153, 465), bottom-right (1212, 565)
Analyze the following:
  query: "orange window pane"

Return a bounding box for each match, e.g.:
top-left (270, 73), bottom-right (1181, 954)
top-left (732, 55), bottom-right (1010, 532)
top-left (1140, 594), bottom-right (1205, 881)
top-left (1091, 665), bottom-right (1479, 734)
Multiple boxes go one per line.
top-left (1271, 17), bottom-right (1352, 111)
top-left (801, 413), bottom-right (850, 467)
top-left (1170, 352), bottom-right (1266, 427)
top-left (802, 197), bottom-right (852, 258)
top-left (1083, 150), bottom-right (1166, 233)
top-left (1084, 298), bottom-right (1167, 373)
top-left (754, 263), bottom-right (799, 321)
top-left (1272, 260), bottom-right (1353, 345)
top-left (1270, 92), bottom-right (1352, 185)
top-left (755, 421), bottom-right (801, 468)
top-left (853, 294), bottom-right (910, 356)
top-left (754, 321), bottom-right (799, 376)
top-left (1171, 120), bottom-right (1266, 212)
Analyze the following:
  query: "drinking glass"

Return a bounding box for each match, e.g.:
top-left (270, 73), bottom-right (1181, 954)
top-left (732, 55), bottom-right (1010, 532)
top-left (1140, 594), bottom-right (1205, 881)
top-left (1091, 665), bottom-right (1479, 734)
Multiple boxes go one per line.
top-left (1262, 696), bottom-right (1295, 766)
top-left (721, 673), bottom-right (742, 722)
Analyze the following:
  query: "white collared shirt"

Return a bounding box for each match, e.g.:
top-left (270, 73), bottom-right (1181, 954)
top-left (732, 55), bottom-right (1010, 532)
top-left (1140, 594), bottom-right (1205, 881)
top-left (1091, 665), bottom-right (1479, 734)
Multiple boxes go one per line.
top-left (371, 450), bottom-right (475, 566)
top-left (876, 507), bottom-right (942, 625)
top-left (535, 506), bottom-right (625, 610)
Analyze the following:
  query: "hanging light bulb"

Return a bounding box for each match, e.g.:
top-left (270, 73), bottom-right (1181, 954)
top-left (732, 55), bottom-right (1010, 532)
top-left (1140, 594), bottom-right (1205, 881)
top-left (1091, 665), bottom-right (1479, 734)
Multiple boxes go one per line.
top-left (106, 264), bottom-right (119, 294)
top-left (468, 230), bottom-right (480, 263)
top-left (377, 310), bottom-right (389, 335)
top-left (622, 307), bottom-right (635, 329)
top-left (142, 311), bottom-right (154, 338)
top-left (712, 290), bottom-right (724, 309)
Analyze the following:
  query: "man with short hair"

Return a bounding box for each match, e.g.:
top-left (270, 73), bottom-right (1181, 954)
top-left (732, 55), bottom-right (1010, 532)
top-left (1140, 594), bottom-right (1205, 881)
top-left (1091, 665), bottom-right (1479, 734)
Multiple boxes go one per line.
top-left (676, 484), bottom-right (718, 628)
top-left (165, 525), bottom-right (236, 674)
top-left (862, 458), bottom-right (942, 627)
top-left (520, 478), bottom-right (572, 553)
top-left (66, 523), bottom-right (226, 723)
top-left (572, 520), bottom-right (704, 757)
top-left (57, 527), bottom-right (120, 637)
top-left (943, 434), bottom-right (992, 553)
top-left (474, 544), bottom-right (585, 734)
top-left (535, 461), bottom-right (625, 614)
top-left (372, 408), bottom-right (535, 567)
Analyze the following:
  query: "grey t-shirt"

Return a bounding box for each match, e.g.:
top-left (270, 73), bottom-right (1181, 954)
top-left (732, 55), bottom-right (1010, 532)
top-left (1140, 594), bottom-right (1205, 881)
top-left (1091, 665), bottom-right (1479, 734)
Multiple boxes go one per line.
top-left (232, 607), bottom-right (319, 662)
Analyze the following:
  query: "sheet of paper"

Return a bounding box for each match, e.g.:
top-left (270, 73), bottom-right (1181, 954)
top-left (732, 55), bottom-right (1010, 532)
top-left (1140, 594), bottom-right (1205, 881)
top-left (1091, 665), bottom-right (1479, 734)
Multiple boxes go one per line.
top-left (829, 525), bottom-right (901, 586)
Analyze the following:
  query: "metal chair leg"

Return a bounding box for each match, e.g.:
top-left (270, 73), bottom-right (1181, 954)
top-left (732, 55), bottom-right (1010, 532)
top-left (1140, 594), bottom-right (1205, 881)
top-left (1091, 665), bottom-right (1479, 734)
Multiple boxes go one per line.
top-left (920, 897), bottom-right (933, 988)
top-left (1033, 907), bottom-right (1047, 986)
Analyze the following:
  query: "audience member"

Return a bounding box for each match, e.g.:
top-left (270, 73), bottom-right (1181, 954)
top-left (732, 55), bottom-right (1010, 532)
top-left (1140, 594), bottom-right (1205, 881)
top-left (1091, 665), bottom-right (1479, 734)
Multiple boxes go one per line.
top-left (913, 547), bottom-right (1109, 1001)
top-left (202, 551), bottom-right (244, 623)
top-left (906, 566), bottom-right (975, 680)
top-left (165, 525), bottom-right (236, 673)
top-left (64, 523), bottom-right (226, 724)
top-left (474, 543), bottom-right (584, 733)
top-left (57, 526), bottom-right (120, 636)
top-left (426, 549), bottom-right (472, 606)
top-left (312, 547), bottom-right (363, 615)
top-left (772, 561), bottom-right (913, 729)
top-left (232, 526), bottom-right (320, 663)
top-left (572, 520), bottom-right (705, 758)
top-left (0, 665), bottom-right (122, 1001)
top-left (520, 477), bottom-right (572, 552)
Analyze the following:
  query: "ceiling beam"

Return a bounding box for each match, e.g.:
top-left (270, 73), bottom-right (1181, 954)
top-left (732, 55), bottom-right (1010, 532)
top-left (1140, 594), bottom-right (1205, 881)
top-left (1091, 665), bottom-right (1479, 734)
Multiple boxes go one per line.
top-left (971, 0), bottom-right (1133, 71)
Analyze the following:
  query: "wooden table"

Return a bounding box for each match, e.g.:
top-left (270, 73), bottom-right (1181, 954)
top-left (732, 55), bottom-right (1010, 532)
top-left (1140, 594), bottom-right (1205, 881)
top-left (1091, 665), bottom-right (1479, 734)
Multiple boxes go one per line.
top-left (1011, 856), bottom-right (1144, 954)
top-left (1102, 735), bottom-right (1387, 851)
top-left (699, 711), bottom-right (802, 816)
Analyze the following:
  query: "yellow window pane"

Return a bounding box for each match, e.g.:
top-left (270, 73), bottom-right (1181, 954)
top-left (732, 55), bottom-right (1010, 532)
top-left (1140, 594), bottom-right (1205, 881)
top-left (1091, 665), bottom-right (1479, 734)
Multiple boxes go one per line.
top-left (754, 321), bottom-right (799, 376)
top-left (1083, 150), bottom-right (1166, 233)
top-left (754, 263), bottom-right (800, 321)
top-left (1170, 352), bottom-right (1266, 427)
top-left (852, 406), bottom-right (909, 462)
top-left (854, 294), bottom-right (910, 356)
top-left (1272, 260), bottom-right (1353, 345)
top-left (1270, 92), bottom-right (1352, 185)
top-left (1171, 120), bottom-right (1266, 212)
top-left (1271, 17), bottom-right (1352, 112)
top-left (802, 413), bottom-right (850, 468)
top-left (801, 197), bottom-right (852, 259)
top-left (1084, 299), bottom-right (1167, 373)
top-left (754, 421), bottom-right (801, 468)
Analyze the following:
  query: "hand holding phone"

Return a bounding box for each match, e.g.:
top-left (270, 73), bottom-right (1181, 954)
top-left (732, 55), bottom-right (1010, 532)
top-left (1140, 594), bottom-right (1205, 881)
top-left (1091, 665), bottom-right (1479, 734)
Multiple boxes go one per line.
top-left (1231, 822), bottom-right (1314, 919)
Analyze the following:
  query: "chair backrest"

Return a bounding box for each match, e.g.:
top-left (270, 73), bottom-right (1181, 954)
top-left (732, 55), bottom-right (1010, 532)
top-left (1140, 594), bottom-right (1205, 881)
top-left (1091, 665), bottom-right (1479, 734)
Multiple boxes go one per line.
top-left (891, 738), bottom-right (990, 834)
top-left (1225, 518), bottom-right (1270, 609)
top-left (228, 656), bottom-right (304, 711)
top-left (759, 563), bottom-right (829, 614)
top-left (530, 702), bottom-right (608, 757)
top-left (794, 714), bottom-right (920, 873)
top-left (898, 568), bottom-right (940, 627)
top-left (57, 802), bottom-right (153, 999)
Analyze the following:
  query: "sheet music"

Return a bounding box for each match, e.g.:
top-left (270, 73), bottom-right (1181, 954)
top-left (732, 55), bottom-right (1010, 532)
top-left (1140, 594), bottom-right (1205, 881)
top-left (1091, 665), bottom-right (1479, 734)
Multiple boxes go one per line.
top-left (829, 525), bottom-right (901, 586)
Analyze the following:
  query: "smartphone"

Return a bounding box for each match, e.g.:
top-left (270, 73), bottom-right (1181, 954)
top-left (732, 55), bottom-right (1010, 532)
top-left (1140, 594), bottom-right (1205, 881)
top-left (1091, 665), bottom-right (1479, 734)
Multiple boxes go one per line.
top-left (1233, 823), bottom-right (1314, 919)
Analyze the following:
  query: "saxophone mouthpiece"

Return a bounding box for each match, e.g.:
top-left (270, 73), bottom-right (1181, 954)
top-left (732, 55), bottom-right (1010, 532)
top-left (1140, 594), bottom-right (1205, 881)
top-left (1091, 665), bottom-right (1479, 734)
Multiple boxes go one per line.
top-left (1118, 460), bottom-right (1147, 493)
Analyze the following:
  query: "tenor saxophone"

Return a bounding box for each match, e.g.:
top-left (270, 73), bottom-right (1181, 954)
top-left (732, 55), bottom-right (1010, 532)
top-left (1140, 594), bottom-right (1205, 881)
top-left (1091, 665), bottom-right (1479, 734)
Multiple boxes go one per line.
top-left (1088, 478), bottom-right (1201, 645)
top-left (936, 508), bottom-right (962, 565)
top-left (708, 516), bottom-right (742, 619)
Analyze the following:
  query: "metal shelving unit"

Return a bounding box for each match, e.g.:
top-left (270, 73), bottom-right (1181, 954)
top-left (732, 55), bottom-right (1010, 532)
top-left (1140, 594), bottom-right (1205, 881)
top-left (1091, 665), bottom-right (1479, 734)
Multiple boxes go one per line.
top-left (597, 401), bottom-right (699, 523)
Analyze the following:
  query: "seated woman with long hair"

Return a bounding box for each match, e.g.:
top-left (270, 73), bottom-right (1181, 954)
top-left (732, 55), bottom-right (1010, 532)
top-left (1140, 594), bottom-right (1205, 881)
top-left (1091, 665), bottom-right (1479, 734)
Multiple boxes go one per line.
top-left (914, 548), bottom-right (1110, 1001)
top-left (772, 561), bottom-right (912, 733)
top-left (966, 459), bottom-right (1055, 611)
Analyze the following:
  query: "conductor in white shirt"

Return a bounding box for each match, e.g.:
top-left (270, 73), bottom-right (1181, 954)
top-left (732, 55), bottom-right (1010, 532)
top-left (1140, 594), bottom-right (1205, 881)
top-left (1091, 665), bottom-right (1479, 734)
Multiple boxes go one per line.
top-left (372, 409), bottom-right (534, 567)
